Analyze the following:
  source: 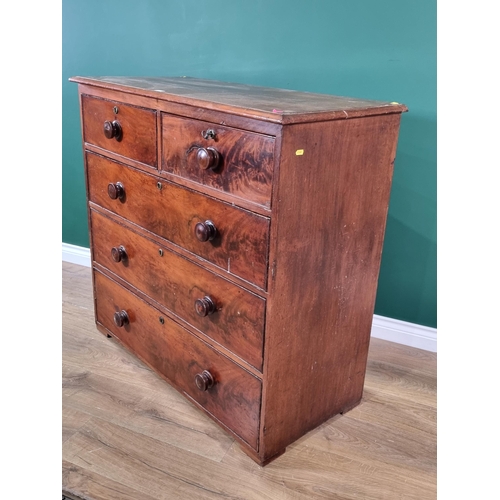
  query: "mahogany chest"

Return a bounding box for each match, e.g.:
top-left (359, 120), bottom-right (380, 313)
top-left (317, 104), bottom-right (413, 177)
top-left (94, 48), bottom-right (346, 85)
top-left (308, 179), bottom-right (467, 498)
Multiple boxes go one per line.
top-left (70, 76), bottom-right (407, 465)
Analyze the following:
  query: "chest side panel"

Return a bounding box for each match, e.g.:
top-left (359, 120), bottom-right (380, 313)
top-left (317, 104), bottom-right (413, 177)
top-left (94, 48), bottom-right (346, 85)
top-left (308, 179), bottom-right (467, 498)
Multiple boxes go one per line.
top-left (260, 113), bottom-right (403, 459)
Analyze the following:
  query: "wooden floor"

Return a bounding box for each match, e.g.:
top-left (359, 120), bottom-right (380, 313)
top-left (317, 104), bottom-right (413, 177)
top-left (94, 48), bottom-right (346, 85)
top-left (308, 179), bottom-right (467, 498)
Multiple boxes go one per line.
top-left (62, 262), bottom-right (437, 500)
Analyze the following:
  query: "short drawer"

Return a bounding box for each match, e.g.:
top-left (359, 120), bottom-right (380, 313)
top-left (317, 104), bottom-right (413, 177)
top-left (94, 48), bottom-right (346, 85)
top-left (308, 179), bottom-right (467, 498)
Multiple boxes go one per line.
top-left (94, 271), bottom-right (261, 450)
top-left (87, 152), bottom-right (270, 289)
top-left (91, 209), bottom-right (266, 370)
top-left (82, 95), bottom-right (157, 167)
top-left (161, 114), bottom-right (274, 208)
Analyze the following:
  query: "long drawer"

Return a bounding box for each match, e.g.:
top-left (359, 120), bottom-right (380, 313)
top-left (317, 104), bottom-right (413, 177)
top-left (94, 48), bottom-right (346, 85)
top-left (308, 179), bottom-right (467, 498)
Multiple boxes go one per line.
top-left (94, 270), bottom-right (262, 450)
top-left (91, 209), bottom-right (266, 370)
top-left (86, 151), bottom-right (270, 289)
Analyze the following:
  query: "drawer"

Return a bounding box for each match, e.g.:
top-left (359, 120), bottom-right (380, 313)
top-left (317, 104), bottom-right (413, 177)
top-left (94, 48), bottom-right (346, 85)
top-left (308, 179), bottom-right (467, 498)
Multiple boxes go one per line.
top-left (161, 114), bottom-right (274, 208)
top-left (82, 95), bottom-right (157, 167)
top-left (94, 271), bottom-right (261, 450)
top-left (91, 210), bottom-right (266, 370)
top-left (87, 152), bottom-right (270, 289)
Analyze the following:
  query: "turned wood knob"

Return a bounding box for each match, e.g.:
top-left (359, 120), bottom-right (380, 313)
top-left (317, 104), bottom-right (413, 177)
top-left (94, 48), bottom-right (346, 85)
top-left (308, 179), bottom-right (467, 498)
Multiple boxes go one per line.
top-left (113, 310), bottom-right (129, 327)
top-left (111, 245), bottom-right (127, 262)
top-left (195, 370), bottom-right (215, 391)
top-left (194, 220), bottom-right (217, 242)
top-left (196, 147), bottom-right (220, 170)
top-left (194, 296), bottom-right (216, 317)
top-left (108, 182), bottom-right (125, 200)
top-left (103, 120), bottom-right (122, 140)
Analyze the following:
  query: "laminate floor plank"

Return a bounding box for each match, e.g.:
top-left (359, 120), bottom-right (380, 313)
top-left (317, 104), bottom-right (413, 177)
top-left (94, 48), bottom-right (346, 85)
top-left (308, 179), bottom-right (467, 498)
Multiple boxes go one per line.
top-left (64, 363), bottom-right (234, 461)
top-left (63, 275), bottom-right (235, 461)
top-left (63, 302), bottom-right (181, 396)
top-left (63, 460), bottom-right (158, 500)
top-left (367, 337), bottom-right (437, 375)
top-left (63, 365), bottom-right (145, 425)
top-left (62, 262), bottom-right (437, 499)
top-left (222, 439), bottom-right (435, 500)
top-left (63, 407), bottom-right (93, 445)
top-left (350, 389), bottom-right (436, 437)
top-left (121, 391), bottom-right (235, 461)
top-left (62, 263), bottom-right (95, 310)
top-left (301, 413), bottom-right (436, 475)
top-left (63, 417), bottom-right (308, 500)
top-left (363, 357), bottom-right (436, 408)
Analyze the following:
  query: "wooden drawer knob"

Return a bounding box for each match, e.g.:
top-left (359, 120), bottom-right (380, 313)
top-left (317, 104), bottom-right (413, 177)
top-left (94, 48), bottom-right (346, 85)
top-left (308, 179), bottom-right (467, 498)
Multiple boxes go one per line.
top-left (197, 147), bottom-right (220, 170)
top-left (113, 310), bottom-right (129, 327)
top-left (194, 220), bottom-right (217, 242)
top-left (195, 370), bottom-right (215, 391)
top-left (108, 182), bottom-right (125, 200)
top-left (111, 245), bottom-right (127, 262)
top-left (103, 120), bottom-right (122, 140)
top-left (194, 296), bottom-right (216, 317)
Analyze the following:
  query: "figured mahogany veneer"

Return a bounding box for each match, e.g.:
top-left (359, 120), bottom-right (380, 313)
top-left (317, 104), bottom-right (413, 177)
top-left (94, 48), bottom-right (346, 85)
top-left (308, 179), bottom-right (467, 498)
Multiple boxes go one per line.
top-left (94, 271), bottom-right (261, 449)
top-left (161, 114), bottom-right (274, 208)
top-left (82, 95), bottom-right (157, 167)
top-left (90, 209), bottom-right (266, 370)
top-left (86, 152), bottom-right (270, 289)
top-left (71, 76), bottom-right (407, 465)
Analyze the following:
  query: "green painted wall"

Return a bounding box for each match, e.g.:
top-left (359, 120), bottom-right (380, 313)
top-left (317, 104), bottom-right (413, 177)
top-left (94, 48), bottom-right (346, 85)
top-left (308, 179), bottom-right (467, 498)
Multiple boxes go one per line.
top-left (62, 0), bottom-right (436, 327)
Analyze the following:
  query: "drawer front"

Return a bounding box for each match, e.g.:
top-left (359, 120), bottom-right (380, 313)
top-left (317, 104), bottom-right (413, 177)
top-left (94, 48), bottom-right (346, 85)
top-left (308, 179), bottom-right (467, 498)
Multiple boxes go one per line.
top-left (94, 271), bottom-right (261, 450)
top-left (161, 114), bottom-right (274, 208)
top-left (87, 152), bottom-right (270, 289)
top-left (91, 210), bottom-right (265, 370)
top-left (82, 95), bottom-right (157, 167)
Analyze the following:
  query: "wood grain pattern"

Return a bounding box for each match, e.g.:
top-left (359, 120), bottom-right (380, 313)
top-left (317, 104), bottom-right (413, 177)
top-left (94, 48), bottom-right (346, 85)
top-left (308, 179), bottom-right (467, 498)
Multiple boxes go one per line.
top-left (72, 76), bottom-right (411, 469)
top-left (63, 364), bottom-right (234, 462)
top-left (62, 262), bottom-right (436, 500)
top-left (82, 94), bottom-right (157, 167)
top-left (93, 270), bottom-right (262, 449)
top-left (161, 113), bottom-right (274, 208)
top-left (63, 460), bottom-right (159, 500)
top-left (86, 151), bottom-right (270, 289)
top-left (63, 283), bottom-right (236, 462)
top-left (76, 83), bottom-right (282, 136)
top-left (63, 358), bottom-right (146, 426)
top-left (71, 76), bottom-right (408, 124)
top-left (260, 113), bottom-right (403, 461)
top-left (64, 417), bottom-right (306, 500)
top-left (62, 407), bottom-right (91, 445)
top-left (90, 209), bottom-right (266, 370)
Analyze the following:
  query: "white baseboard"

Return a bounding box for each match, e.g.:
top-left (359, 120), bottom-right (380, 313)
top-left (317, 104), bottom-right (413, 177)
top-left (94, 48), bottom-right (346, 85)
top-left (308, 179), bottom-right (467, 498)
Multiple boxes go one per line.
top-left (62, 242), bottom-right (91, 267)
top-left (62, 243), bottom-right (437, 352)
top-left (371, 314), bottom-right (436, 352)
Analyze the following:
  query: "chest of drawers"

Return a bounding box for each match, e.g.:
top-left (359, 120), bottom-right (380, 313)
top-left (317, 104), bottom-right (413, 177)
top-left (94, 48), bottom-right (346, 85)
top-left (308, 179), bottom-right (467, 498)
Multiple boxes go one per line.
top-left (70, 76), bottom-right (407, 465)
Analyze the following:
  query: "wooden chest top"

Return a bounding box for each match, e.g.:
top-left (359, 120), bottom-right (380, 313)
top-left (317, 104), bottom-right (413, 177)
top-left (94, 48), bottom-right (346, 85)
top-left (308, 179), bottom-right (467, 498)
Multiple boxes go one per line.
top-left (70, 76), bottom-right (407, 123)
